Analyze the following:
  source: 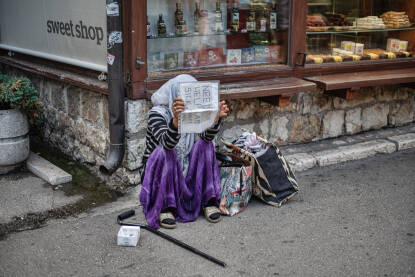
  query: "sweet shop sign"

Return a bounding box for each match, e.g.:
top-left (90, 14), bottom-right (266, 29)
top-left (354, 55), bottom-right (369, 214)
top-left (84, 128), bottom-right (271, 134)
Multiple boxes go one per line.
top-left (0, 0), bottom-right (107, 72)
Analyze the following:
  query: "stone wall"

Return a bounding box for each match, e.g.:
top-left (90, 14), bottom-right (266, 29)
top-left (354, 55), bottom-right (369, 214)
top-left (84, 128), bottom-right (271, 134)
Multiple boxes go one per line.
top-left (1, 65), bottom-right (136, 190)
top-left (2, 64), bottom-right (415, 190)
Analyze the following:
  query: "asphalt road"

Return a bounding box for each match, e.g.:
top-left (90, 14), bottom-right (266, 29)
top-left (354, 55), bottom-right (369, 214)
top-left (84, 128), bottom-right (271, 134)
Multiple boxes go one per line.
top-left (1, 149), bottom-right (414, 277)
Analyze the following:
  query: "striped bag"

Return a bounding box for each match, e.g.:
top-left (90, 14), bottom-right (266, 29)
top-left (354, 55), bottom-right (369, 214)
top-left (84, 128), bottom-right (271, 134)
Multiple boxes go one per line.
top-left (221, 134), bottom-right (299, 207)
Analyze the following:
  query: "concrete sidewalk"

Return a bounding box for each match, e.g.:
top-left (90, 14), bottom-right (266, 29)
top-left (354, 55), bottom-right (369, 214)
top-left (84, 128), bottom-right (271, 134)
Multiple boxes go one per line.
top-left (1, 148), bottom-right (414, 277)
top-left (0, 171), bottom-right (81, 225)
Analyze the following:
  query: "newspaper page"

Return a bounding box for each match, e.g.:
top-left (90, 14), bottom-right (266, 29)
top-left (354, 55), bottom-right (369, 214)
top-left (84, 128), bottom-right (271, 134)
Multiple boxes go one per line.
top-left (178, 81), bottom-right (219, 134)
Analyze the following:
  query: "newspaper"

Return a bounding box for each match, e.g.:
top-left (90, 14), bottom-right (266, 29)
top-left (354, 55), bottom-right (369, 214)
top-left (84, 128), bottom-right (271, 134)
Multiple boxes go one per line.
top-left (178, 81), bottom-right (219, 134)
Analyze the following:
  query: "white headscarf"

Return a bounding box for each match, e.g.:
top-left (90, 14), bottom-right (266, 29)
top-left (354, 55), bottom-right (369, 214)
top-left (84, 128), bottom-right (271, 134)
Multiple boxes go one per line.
top-left (150, 74), bottom-right (197, 175)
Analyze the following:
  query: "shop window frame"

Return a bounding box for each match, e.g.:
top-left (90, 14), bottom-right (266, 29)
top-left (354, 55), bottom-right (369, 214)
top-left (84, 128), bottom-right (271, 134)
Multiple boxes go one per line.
top-left (125, 0), bottom-right (308, 99)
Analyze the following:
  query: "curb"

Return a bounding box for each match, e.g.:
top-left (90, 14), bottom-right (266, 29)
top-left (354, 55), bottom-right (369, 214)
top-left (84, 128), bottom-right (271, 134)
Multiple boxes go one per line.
top-left (285, 132), bottom-right (415, 173)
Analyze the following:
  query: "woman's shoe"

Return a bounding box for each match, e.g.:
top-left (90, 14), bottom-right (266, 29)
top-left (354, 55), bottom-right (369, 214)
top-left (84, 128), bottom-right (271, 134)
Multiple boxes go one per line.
top-left (203, 206), bottom-right (222, 223)
top-left (159, 212), bottom-right (176, 229)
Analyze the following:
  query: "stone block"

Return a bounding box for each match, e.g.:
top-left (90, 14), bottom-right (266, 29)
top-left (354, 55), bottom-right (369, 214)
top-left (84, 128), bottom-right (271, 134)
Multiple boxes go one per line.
top-left (256, 101), bottom-right (274, 118)
top-left (285, 153), bottom-right (316, 172)
top-left (236, 100), bottom-right (257, 120)
top-left (81, 90), bottom-right (102, 123)
top-left (39, 82), bottom-right (51, 107)
top-left (388, 133), bottom-right (415, 150)
top-left (85, 123), bottom-right (109, 155)
top-left (102, 96), bottom-right (109, 127)
top-left (50, 81), bottom-right (66, 112)
top-left (322, 110), bottom-right (345, 138)
top-left (345, 108), bottom-right (362, 135)
top-left (276, 95), bottom-right (298, 113)
top-left (270, 116), bottom-right (289, 143)
top-left (27, 152), bottom-right (72, 185)
top-left (396, 87), bottom-right (409, 100)
top-left (388, 101), bottom-right (414, 126)
top-left (301, 93), bottom-right (312, 115)
top-left (313, 139), bottom-right (396, 167)
top-left (74, 144), bottom-right (96, 164)
top-left (376, 86), bottom-right (397, 102)
top-left (311, 94), bottom-right (332, 114)
top-left (126, 100), bottom-right (149, 134)
top-left (221, 124), bottom-right (255, 143)
top-left (362, 103), bottom-right (389, 131)
top-left (258, 118), bottom-right (270, 140)
top-left (289, 115), bottom-right (321, 143)
top-left (333, 87), bottom-right (376, 109)
top-left (125, 138), bottom-right (146, 171)
top-left (74, 118), bottom-right (88, 144)
top-left (67, 86), bottom-right (81, 118)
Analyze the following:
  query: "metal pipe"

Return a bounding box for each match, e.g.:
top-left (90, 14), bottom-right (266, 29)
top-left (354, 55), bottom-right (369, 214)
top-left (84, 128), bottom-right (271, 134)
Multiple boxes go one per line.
top-left (0, 44), bottom-right (107, 73)
top-left (100, 0), bottom-right (125, 175)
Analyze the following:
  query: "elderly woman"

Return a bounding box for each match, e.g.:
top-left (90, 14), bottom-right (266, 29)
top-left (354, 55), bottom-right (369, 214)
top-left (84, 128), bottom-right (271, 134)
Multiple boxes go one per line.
top-left (139, 75), bottom-right (229, 229)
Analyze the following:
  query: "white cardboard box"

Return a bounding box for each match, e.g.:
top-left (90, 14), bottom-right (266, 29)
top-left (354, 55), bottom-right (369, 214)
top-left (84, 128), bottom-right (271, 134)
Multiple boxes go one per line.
top-left (341, 41), bottom-right (364, 55)
top-left (387, 38), bottom-right (408, 52)
top-left (117, 226), bottom-right (140, 247)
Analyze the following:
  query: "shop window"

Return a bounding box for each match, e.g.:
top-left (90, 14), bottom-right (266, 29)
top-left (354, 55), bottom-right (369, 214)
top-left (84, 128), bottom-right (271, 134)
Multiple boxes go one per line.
top-left (306, 0), bottom-right (415, 64)
top-left (146, 0), bottom-right (290, 75)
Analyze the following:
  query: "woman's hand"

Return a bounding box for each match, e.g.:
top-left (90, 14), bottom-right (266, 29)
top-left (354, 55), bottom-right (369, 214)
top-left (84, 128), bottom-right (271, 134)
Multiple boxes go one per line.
top-left (172, 98), bottom-right (185, 129)
top-left (216, 100), bottom-right (229, 122)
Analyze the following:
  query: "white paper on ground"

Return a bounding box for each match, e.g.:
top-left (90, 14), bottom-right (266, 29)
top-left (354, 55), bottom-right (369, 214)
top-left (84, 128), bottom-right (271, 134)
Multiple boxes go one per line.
top-left (117, 226), bottom-right (140, 247)
top-left (178, 81), bottom-right (219, 134)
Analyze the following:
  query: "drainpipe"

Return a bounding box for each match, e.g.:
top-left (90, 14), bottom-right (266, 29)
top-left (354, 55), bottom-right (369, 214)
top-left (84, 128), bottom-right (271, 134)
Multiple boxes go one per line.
top-left (100, 0), bottom-right (125, 175)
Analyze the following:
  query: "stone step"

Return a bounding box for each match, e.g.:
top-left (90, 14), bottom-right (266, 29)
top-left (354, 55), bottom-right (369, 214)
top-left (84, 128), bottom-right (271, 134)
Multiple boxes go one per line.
top-left (26, 152), bottom-right (72, 185)
top-left (285, 131), bottom-right (415, 172)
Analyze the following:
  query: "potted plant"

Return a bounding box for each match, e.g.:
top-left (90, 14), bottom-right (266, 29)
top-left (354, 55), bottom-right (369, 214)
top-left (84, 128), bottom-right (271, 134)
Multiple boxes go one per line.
top-left (0, 74), bottom-right (44, 174)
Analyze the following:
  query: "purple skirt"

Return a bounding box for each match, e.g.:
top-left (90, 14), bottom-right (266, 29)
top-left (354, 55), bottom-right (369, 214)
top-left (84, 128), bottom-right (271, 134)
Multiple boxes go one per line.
top-left (139, 139), bottom-right (221, 229)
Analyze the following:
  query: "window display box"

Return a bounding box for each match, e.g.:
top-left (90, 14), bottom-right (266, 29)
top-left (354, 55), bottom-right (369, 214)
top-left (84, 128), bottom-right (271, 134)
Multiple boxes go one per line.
top-left (123, 0), bottom-right (415, 100)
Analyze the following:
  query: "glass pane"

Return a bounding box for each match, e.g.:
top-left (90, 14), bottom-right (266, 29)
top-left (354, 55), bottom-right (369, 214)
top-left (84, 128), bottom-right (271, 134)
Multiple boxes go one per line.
top-left (146, 0), bottom-right (289, 74)
top-left (306, 0), bottom-right (414, 64)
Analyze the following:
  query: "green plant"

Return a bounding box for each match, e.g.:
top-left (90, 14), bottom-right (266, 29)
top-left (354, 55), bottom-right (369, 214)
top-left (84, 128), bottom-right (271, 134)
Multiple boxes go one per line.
top-left (0, 73), bottom-right (44, 127)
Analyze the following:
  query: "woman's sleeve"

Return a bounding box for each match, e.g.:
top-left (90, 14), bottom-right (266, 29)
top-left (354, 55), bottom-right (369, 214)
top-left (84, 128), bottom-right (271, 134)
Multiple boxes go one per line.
top-left (199, 119), bottom-right (222, 142)
top-left (148, 113), bottom-right (181, 150)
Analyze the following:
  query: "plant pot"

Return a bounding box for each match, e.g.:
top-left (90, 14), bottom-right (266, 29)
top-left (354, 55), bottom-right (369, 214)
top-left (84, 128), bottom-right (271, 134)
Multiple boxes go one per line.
top-left (0, 109), bottom-right (30, 174)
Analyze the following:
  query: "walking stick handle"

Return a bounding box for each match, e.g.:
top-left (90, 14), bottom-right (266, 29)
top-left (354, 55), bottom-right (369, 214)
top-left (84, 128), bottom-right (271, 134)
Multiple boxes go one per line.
top-left (117, 210), bottom-right (135, 221)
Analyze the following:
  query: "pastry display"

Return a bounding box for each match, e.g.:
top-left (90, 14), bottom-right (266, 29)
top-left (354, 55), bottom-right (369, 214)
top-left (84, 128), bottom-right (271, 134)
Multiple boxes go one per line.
top-left (332, 47), bottom-right (353, 56)
top-left (324, 12), bottom-right (354, 28)
top-left (381, 11), bottom-right (411, 28)
top-left (307, 15), bottom-right (328, 31)
top-left (356, 16), bottom-right (386, 29)
top-left (384, 51), bottom-right (397, 59)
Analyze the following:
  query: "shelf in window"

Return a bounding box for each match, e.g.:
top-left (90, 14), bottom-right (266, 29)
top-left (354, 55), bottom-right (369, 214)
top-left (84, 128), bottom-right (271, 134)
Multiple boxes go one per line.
top-left (147, 32), bottom-right (226, 40)
top-left (307, 2), bottom-right (333, 6)
top-left (306, 25), bottom-right (415, 35)
top-left (147, 30), bottom-right (280, 40)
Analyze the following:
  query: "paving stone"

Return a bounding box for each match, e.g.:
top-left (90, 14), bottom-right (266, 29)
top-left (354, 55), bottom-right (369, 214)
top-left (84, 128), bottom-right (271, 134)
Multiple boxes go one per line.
top-left (285, 153), bottom-right (316, 172)
top-left (26, 152), bottom-right (72, 185)
top-left (313, 139), bottom-right (396, 167)
top-left (388, 133), bottom-right (415, 150)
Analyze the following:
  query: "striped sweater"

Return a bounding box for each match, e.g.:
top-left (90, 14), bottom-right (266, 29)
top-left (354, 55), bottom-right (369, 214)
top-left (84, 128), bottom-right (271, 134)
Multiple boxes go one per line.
top-left (139, 112), bottom-right (221, 179)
